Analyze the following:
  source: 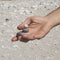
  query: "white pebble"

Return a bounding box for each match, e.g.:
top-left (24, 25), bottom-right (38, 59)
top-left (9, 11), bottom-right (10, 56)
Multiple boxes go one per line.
top-left (1, 45), bottom-right (5, 48)
top-left (3, 22), bottom-right (7, 26)
top-left (19, 54), bottom-right (22, 57)
top-left (24, 24), bottom-right (28, 28)
top-left (46, 56), bottom-right (50, 59)
top-left (35, 42), bottom-right (39, 45)
top-left (55, 50), bottom-right (58, 53)
top-left (13, 45), bottom-right (18, 48)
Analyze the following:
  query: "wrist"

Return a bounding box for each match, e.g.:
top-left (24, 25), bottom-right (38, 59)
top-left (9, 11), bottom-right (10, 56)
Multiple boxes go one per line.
top-left (44, 16), bottom-right (60, 28)
top-left (44, 8), bottom-right (60, 27)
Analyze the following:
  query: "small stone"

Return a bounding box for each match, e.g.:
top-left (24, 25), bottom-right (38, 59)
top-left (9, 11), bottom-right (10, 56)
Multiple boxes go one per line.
top-left (16, 32), bottom-right (21, 37)
top-left (8, 6), bottom-right (10, 9)
top-left (3, 22), bottom-right (7, 25)
top-left (50, 2), bottom-right (53, 4)
top-left (1, 30), bottom-right (4, 33)
top-left (44, 6), bottom-right (47, 8)
top-left (47, 8), bottom-right (50, 10)
top-left (30, 11), bottom-right (32, 13)
top-left (5, 18), bottom-right (9, 22)
top-left (19, 54), bottom-right (22, 57)
top-left (1, 55), bottom-right (4, 57)
top-left (46, 56), bottom-right (50, 59)
top-left (22, 28), bottom-right (29, 33)
top-left (13, 45), bottom-right (18, 48)
top-left (16, 24), bottom-right (29, 37)
top-left (24, 24), bottom-right (28, 28)
top-left (35, 42), bottom-right (39, 45)
top-left (22, 24), bottom-right (29, 32)
top-left (1, 45), bottom-right (5, 48)
top-left (14, 10), bottom-right (17, 12)
top-left (55, 51), bottom-right (58, 53)
top-left (29, 56), bottom-right (32, 58)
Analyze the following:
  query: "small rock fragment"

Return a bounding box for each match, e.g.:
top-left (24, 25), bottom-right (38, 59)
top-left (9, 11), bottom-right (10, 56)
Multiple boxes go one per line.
top-left (5, 18), bottom-right (9, 22)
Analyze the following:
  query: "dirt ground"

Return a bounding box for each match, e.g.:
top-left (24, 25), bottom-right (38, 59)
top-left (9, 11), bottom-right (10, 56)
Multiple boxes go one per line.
top-left (0, 0), bottom-right (60, 60)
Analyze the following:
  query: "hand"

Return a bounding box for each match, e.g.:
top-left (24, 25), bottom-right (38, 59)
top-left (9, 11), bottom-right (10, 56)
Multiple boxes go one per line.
top-left (12, 16), bottom-right (53, 41)
top-left (12, 8), bottom-right (60, 42)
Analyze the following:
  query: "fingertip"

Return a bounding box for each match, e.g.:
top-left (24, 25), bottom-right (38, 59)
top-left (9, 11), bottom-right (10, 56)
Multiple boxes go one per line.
top-left (17, 25), bottom-right (22, 30)
top-left (17, 24), bottom-right (24, 30)
top-left (11, 36), bottom-right (18, 42)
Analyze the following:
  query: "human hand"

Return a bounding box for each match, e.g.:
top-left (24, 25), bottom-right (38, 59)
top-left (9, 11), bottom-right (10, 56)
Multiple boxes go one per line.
top-left (12, 16), bottom-right (54, 42)
top-left (12, 8), bottom-right (60, 42)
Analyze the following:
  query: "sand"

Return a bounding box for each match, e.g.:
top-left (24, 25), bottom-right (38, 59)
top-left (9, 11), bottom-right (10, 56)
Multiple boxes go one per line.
top-left (0, 0), bottom-right (60, 60)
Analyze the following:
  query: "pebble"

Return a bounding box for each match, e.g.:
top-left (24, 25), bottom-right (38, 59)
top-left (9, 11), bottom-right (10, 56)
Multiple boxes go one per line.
top-left (12, 44), bottom-right (18, 48)
top-left (54, 50), bottom-right (58, 53)
top-left (5, 18), bottom-right (9, 22)
top-left (19, 54), bottom-right (22, 57)
top-left (16, 32), bottom-right (21, 37)
top-left (46, 56), bottom-right (50, 59)
top-left (16, 24), bottom-right (29, 37)
top-left (34, 42), bottom-right (39, 45)
top-left (3, 22), bottom-right (7, 26)
top-left (1, 45), bottom-right (5, 49)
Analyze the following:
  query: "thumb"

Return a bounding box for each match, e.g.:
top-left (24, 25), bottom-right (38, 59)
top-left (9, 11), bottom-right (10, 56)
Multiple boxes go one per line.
top-left (17, 17), bottom-right (31, 30)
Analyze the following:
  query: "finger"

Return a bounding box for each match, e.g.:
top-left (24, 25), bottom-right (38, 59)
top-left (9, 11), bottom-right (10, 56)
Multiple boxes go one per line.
top-left (21, 31), bottom-right (35, 40)
top-left (11, 36), bottom-right (18, 42)
top-left (17, 36), bottom-right (22, 40)
top-left (17, 17), bottom-right (32, 30)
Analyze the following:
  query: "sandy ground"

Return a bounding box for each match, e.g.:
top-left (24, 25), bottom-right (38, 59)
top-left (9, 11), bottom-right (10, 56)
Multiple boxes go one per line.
top-left (0, 0), bottom-right (60, 60)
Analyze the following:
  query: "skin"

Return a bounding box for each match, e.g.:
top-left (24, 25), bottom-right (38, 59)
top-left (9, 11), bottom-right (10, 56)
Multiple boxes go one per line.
top-left (12, 8), bottom-right (60, 41)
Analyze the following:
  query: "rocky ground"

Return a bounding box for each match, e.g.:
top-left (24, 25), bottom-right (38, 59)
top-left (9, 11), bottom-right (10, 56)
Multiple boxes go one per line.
top-left (0, 0), bottom-right (60, 60)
